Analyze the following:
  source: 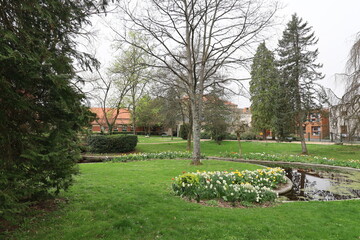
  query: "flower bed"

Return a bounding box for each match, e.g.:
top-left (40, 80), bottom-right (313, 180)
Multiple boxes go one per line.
top-left (112, 151), bottom-right (206, 162)
top-left (172, 168), bottom-right (287, 205)
top-left (220, 152), bottom-right (360, 169)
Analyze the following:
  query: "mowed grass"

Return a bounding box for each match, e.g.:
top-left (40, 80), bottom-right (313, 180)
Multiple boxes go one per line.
top-left (136, 140), bottom-right (360, 161)
top-left (10, 160), bottom-right (360, 240)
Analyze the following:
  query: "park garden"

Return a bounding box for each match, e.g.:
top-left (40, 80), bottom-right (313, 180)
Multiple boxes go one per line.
top-left (1, 1), bottom-right (360, 240)
top-left (3, 135), bottom-right (360, 240)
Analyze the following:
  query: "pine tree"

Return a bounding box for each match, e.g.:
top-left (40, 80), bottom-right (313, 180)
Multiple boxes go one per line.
top-left (277, 13), bottom-right (324, 154)
top-left (250, 42), bottom-right (278, 139)
top-left (0, 1), bottom-right (106, 218)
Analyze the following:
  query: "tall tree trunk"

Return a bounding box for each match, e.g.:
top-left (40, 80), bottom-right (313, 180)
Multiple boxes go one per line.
top-left (132, 111), bottom-right (136, 135)
top-left (186, 104), bottom-right (193, 151)
top-left (132, 95), bottom-right (137, 135)
top-left (191, 98), bottom-right (202, 165)
top-left (108, 124), bottom-right (113, 134)
top-left (298, 113), bottom-right (308, 154)
top-left (236, 132), bottom-right (242, 158)
top-left (262, 128), bottom-right (266, 140)
top-left (187, 122), bottom-right (192, 151)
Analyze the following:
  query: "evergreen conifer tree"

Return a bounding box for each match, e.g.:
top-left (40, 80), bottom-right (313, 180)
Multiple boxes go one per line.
top-left (277, 13), bottom-right (324, 154)
top-left (0, 1), bottom-right (106, 218)
top-left (250, 42), bottom-right (278, 139)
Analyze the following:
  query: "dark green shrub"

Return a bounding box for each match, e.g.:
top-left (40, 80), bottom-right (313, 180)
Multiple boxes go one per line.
top-left (201, 132), bottom-right (211, 139)
top-left (224, 134), bottom-right (238, 140)
top-left (179, 124), bottom-right (190, 140)
top-left (211, 132), bottom-right (227, 144)
top-left (241, 131), bottom-right (257, 140)
top-left (87, 135), bottom-right (138, 153)
top-left (113, 131), bottom-right (147, 135)
top-left (112, 131), bottom-right (133, 135)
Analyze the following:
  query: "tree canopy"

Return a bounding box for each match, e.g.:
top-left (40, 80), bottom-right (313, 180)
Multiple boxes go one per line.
top-left (117, 0), bottom-right (278, 164)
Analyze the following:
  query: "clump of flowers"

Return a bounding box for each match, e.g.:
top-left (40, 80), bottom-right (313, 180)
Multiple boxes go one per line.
top-left (172, 168), bottom-right (287, 205)
top-left (112, 151), bottom-right (204, 162)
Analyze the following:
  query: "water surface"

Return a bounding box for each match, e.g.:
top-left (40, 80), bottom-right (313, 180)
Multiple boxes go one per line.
top-left (266, 163), bottom-right (360, 201)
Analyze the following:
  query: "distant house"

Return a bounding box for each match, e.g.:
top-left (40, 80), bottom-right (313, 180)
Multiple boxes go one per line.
top-left (302, 110), bottom-right (330, 141)
top-left (239, 108), bottom-right (330, 140)
top-left (90, 107), bottom-right (144, 133)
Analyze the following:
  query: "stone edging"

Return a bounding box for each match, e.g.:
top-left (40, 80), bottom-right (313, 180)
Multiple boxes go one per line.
top-left (274, 177), bottom-right (293, 195)
top-left (80, 155), bottom-right (360, 173)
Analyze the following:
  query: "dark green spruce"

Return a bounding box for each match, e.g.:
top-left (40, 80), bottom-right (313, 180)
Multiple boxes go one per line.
top-left (277, 13), bottom-right (324, 154)
top-left (250, 42), bottom-right (278, 139)
top-left (0, 0), bottom-right (106, 220)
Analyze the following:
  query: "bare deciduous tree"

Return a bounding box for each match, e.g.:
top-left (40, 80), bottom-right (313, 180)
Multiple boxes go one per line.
top-left (89, 69), bottom-right (133, 134)
top-left (112, 32), bottom-right (151, 134)
top-left (343, 34), bottom-right (360, 138)
top-left (115, 0), bottom-right (278, 164)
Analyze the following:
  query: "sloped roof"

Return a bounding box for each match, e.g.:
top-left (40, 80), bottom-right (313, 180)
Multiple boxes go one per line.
top-left (90, 107), bottom-right (131, 125)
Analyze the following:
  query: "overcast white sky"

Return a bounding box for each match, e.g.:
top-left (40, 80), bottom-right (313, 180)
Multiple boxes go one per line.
top-left (233, 0), bottom-right (360, 107)
top-left (87, 0), bottom-right (360, 108)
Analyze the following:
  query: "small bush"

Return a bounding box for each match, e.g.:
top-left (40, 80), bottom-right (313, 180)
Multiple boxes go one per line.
top-left (212, 132), bottom-right (227, 144)
top-left (241, 131), bottom-right (257, 140)
top-left (224, 134), bottom-right (238, 140)
top-left (179, 124), bottom-right (190, 140)
top-left (112, 131), bottom-right (133, 135)
top-left (87, 135), bottom-right (138, 153)
top-left (201, 132), bottom-right (211, 139)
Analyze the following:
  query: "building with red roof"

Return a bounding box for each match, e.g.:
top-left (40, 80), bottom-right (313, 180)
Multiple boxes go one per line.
top-left (90, 107), bottom-right (143, 133)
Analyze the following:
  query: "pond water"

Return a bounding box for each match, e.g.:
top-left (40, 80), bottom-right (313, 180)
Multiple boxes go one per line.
top-left (265, 163), bottom-right (360, 201)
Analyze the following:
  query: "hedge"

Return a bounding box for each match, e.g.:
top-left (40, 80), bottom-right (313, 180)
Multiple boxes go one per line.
top-left (87, 135), bottom-right (138, 153)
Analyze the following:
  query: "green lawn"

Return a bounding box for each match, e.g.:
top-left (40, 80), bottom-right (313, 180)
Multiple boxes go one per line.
top-left (136, 140), bottom-right (360, 161)
top-left (9, 160), bottom-right (360, 240)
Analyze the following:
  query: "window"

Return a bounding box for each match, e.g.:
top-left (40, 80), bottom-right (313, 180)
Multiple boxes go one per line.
top-left (122, 125), bottom-right (128, 132)
top-left (309, 113), bottom-right (320, 122)
top-left (311, 126), bottom-right (321, 136)
top-left (303, 126), bottom-right (306, 134)
top-left (340, 125), bottom-right (347, 134)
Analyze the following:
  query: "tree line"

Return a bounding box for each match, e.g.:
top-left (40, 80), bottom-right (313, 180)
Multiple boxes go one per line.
top-left (250, 14), bottom-right (325, 155)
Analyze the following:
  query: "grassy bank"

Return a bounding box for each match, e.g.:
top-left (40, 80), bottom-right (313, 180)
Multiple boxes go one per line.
top-left (136, 140), bottom-right (360, 161)
top-left (8, 160), bottom-right (360, 240)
